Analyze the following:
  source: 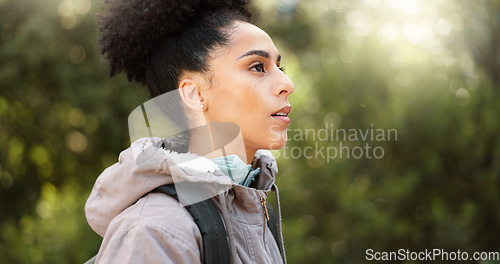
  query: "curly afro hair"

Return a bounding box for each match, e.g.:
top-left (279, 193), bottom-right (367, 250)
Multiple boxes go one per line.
top-left (97, 0), bottom-right (252, 97)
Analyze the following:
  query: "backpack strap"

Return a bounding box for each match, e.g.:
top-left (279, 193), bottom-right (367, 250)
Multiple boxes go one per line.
top-left (154, 184), bottom-right (230, 264)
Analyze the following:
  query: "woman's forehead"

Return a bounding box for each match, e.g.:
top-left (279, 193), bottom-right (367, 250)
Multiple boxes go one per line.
top-left (225, 21), bottom-right (280, 60)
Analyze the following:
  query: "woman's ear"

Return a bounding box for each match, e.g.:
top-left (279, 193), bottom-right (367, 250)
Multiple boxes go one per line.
top-left (178, 73), bottom-right (207, 111)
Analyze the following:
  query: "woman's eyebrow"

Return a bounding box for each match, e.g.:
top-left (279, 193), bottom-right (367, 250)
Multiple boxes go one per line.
top-left (237, 50), bottom-right (282, 62)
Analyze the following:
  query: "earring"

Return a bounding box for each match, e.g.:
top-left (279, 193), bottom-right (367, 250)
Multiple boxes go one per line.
top-left (200, 105), bottom-right (204, 109)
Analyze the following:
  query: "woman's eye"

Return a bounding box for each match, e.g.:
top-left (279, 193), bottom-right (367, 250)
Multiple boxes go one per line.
top-left (251, 63), bottom-right (265, 73)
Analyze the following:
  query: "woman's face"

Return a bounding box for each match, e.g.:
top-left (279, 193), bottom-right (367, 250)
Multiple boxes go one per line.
top-left (201, 21), bottom-right (295, 159)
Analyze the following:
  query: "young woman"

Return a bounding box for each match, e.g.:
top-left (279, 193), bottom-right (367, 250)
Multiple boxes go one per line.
top-left (85, 0), bottom-right (294, 263)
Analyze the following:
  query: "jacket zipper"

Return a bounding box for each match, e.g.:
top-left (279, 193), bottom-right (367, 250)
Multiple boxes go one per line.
top-left (254, 189), bottom-right (274, 264)
top-left (258, 191), bottom-right (270, 221)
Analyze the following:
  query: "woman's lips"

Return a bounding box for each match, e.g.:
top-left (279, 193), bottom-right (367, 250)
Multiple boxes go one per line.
top-left (271, 105), bottom-right (291, 124)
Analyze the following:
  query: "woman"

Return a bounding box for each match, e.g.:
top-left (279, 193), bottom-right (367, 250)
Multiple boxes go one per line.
top-left (85, 0), bottom-right (294, 263)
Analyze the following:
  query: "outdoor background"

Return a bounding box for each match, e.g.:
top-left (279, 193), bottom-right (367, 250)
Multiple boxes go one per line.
top-left (1, 0), bottom-right (499, 263)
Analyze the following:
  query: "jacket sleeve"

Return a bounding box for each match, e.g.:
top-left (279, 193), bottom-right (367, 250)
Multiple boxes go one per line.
top-left (96, 221), bottom-right (202, 264)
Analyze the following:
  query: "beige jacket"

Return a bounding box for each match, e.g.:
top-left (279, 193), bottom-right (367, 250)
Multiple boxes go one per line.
top-left (85, 137), bottom-right (286, 263)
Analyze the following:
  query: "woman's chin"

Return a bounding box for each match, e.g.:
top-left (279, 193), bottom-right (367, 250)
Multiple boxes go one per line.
top-left (266, 139), bottom-right (287, 150)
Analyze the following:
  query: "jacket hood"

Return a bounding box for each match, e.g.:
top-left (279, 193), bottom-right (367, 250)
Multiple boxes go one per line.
top-left (85, 137), bottom-right (278, 237)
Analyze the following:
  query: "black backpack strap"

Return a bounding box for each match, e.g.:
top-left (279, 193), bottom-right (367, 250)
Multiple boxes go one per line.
top-left (154, 184), bottom-right (230, 264)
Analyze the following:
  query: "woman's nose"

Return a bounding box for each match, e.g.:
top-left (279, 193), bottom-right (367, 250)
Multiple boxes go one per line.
top-left (274, 72), bottom-right (295, 96)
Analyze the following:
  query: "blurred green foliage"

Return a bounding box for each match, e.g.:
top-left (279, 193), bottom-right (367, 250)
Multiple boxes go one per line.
top-left (1, 0), bottom-right (499, 263)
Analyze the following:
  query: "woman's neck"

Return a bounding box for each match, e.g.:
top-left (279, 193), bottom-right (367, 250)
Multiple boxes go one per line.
top-left (188, 122), bottom-right (253, 164)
